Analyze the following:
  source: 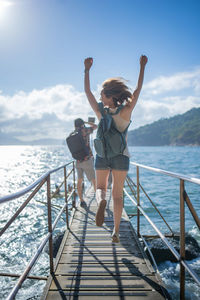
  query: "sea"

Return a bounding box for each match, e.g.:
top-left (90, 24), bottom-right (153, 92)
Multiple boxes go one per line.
top-left (0, 145), bottom-right (199, 299)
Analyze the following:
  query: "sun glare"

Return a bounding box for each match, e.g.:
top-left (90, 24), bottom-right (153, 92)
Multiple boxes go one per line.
top-left (0, 0), bottom-right (14, 21)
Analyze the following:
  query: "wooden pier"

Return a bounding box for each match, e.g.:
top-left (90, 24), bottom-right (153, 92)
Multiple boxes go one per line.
top-left (42, 186), bottom-right (169, 300)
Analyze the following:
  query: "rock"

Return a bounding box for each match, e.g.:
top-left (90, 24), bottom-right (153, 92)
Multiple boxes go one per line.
top-left (146, 234), bottom-right (200, 263)
top-left (45, 231), bottom-right (65, 258)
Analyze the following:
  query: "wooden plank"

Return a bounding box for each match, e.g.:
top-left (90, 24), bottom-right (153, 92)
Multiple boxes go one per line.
top-left (59, 254), bottom-right (144, 264)
top-left (65, 234), bottom-right (135, 239)
top-left (67, 231), bottom-right (135, 236)
top-left (46, 290), bottom-right (165, 300)
top-left (63, 252), bottom-right (140, 257)
top-left (56, 262), bottom-right (152, 275)
top-left (41, 187), bottom-right (168, 300)
top-left (49, 274), bottom-right (164, 290)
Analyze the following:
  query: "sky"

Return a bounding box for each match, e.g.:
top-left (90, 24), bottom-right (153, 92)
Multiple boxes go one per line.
top-left (0, 0), bottom-right (200, 142)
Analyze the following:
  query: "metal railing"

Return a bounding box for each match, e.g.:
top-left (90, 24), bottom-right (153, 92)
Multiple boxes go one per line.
top-left (0, 161), bottom-right (76, 300)
top-left (124, 161), bottom-right (200, 300)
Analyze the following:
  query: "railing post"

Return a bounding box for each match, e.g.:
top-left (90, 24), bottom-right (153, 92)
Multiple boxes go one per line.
top-left (72, 161), bottom-right (76, 208)
top-left (180, 179), bottom-right (185, 300)
top-left (47, 175), bottom-right (54, 275)
top-left (137, 166), bottom-right (140, 237)
top-left (64, 166), bottom-right (69, 229)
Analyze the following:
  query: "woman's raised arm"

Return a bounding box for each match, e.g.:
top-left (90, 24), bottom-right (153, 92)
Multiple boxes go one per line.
top-left (84, 58), bottom-right (100, 118)
top-left (131, 55), bottom-right (148, 108)
top-left (121, 55), bottom-right (148, 120)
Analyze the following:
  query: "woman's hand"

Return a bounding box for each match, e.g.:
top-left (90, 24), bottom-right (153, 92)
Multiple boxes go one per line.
top-left (84, 57), bottom-right (100, 118)
top-left (140, 55), bottom-right (148, 67)
top-left (84, 57), bottom-right (93, 70)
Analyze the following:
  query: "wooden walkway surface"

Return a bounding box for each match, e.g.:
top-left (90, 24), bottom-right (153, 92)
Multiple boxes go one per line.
top-left (42, 187), bottom-right (170, 299)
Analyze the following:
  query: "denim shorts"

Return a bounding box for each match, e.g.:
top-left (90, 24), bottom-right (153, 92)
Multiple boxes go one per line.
top-left (95, 154), bottom-right (129, 171)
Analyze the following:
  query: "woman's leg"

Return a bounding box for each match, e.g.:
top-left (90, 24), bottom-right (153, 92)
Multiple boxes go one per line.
top-left (112, 170), bottom-right (128, 234)
top-left (95, 169), bottom-right (110, 226)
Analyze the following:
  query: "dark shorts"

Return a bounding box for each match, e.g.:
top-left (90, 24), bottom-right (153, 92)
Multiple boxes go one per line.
top-left (95, 154), bottom-right (129, 171)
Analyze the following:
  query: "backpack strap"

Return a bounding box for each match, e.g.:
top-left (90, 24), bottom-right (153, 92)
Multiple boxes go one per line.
top-left (109, 105), bottom-right (124, 115)
top-left (98, 102), bottom-right (105, 116)
top-left (98, 102), bottom-right (124, 116)
top-left (69, 127), bottom-right (81, 136)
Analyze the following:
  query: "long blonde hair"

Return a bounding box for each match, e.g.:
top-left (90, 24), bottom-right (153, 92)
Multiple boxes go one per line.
top-left (101, 78), bottom-right (132, 107)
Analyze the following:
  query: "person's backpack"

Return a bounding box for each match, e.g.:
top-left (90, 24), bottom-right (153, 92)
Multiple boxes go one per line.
top-left (66, 129), bottom-right (89, 161)
top-left (94, 102), bottom-right (130, 158)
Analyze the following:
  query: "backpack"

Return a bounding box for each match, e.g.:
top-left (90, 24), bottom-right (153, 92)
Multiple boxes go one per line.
top-left (66, 129), bottom-right (89, 161)
top-left (94, 102), bottom-right (130, 158)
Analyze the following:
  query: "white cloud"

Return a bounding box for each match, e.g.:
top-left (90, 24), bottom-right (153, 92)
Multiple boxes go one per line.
top-left (143, 67), bottom-right (200, 95)
top-left (0, 83), bottom-right (97, 141)
top-left (0, 67), bottom-right (200, 142)
top-left (0, 84), bottom-right (94, 120)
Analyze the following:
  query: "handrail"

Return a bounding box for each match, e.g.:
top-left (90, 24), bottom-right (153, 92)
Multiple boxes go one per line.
top-left (126, 175), bottom-right (174, 235)
top-left (127, 161), bottom-right (200, 300)
top-left (124, 189), bottom-right (181, 261)
top-left (130, 161), bottom-right (200, 185)
top-left (184, 190), bottom-right (200, 229)
top-left (124, 187), bottom-right (200, 283)
top-left (0, 179), bottom-right (46, 237)
top-left (0, 161), bottom-right (73, 204)
top-left (7, 190), bottom-right (75, 300)
top-left (0, 272), bottom-right (47, 281)
top-left (0, 161), bottom-right (76, 300)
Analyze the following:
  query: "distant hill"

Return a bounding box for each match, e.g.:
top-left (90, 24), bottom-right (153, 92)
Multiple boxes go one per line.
top-left (27, 138), bottom-right (63, 145)
top-left (128, 107), bottom-right (200, 146)
top-left (0, 132), bottom-right (62, 145)
top-left (0, 132), bottom-right (22, 145)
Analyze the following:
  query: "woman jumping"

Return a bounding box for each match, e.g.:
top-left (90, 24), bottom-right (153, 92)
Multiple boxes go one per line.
top-left (84, 55), bottom-right (148, 242)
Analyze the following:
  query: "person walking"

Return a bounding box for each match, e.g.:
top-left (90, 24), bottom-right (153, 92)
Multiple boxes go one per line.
top-left (84, 55), bottom-right (148, 242)
top-left (73, 118), bottom-right (97, 206)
